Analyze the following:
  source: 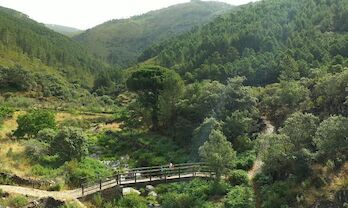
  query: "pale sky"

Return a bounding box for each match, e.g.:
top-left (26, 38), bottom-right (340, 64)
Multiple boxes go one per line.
top-left (0, 0), bottom-right (256, 30)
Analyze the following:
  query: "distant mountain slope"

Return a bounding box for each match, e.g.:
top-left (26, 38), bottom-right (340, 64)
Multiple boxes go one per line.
top-left (139, 0), bottom-right (348, 86)
top-left (45, 24), bottom-right (83, 37)
top-left (74, 0), bottom-right (233, 67)
top-left (0, 6), bottom-right (107, 88)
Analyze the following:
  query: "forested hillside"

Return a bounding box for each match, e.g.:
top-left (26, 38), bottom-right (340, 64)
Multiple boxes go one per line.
top-left (74, 0), bottom-right (233, 67)
top-left (0, 6), bottom-right (107, 90)
top-left (140, 0), bottom-right (348, 86)
top-left (45, 24), bottom-right (83, 37)
top-left (0, 0), bottom-right (347, 207)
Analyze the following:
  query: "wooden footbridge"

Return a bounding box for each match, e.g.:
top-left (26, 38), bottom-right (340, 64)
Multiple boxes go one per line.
top-left (79, 163), bottom-right (214, 197)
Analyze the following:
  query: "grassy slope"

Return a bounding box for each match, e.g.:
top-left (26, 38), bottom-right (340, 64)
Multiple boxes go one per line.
top-left (74, 1), bottom-right (233, 67)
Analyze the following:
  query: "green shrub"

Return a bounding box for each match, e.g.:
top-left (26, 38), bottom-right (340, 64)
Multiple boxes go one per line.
top-left (37, 128), bottom-right (57, 143)
top-left (236, 150), bottom-right (256, 170)
top-left (161, 193), bottom-right (195, 208)
top-left (14, 109), bottom-right (56, 138)
top-left (208, 181), bottom-right (229, 197)
top-left (64, 158), bottom-right (112, 187)
top-left (24, 139), bottom-right (49, 161)
top-left (50, 127), bottom-right (88, 162)
top-left (48, 182), bottom-right (64, 191)
top-left (228, 170), bottom-right (249, 186)
top-left (260, 180), bottom-right (298, 208)
top-left (225, 186), bottom-right (254, 208)
top-left (7, 195), bottom-right (28, 208)
top-left (0, 106), bottom-right (13, 125)
top-left (30, 164), bottom-right (60, 178)
top-left (92, 193), bottom-right (103, 207)
top-left (117, 193), bottom-right (147, 208)
top-left (4, 96), bottom-right (36, 108)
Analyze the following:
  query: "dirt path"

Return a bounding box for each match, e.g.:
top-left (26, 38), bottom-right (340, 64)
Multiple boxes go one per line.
top-left (248, 118), bottom-right (274, 179)
top-left (248, 117), bottom-right (275, 208)
top-left (0, 185), bottom-right (85, 207)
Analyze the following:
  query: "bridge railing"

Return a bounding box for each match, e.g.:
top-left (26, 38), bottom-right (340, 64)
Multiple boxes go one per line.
top-left (80, 163), bottom-right (214, 196)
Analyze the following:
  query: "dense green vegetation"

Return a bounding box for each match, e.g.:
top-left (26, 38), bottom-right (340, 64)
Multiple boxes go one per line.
top-left (0, 0), bottom-right (347, 207)
top-left (74, 0), bottom-right (232, 67)
top-left (140, 0), bottom-right (348, 86)
top-left (0, 6), bottom-right (108, 89)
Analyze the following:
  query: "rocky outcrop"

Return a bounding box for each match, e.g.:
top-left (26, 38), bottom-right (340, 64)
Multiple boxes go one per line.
top-left (0, 172), bottom-right (54, 189)
top-left (122, 187), bottom-right (141, 196)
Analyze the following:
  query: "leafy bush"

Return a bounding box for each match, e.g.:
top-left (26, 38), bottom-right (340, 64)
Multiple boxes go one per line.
top-left (161, 193), bottom-right (195, 208)
top-left (24, 139), bottom-right (50, 161)
top-left (314, 116), bottom-right (348, 165)
top-left (37, 128), bottom-right (57, 143)
top-left (235, 150), bottom-right (256, 170)
top-left (7, 195), bottom-right (28, 208)
top-left (260, 180), bottom-right (298, 208)
top-left (225, 186), bottom-right (254, 208)
top-left (117, 193), bottom-right (148, 208)
top-left (157, 179), bottom-right (227, 207)
top-left (0, 66), bottom-right (36, 91)
top-left (64, 158), bottom-right (112, 187)
top-left (97, 131), bottom-right (188, 167)
top-left (92, 193), bottom-right (103, 207)
top-left (208, 181), bottom-right (229, 197)
top-left (228, 170), bottom-right (249, 186)
top-left (48, 182), bottom-right (65, 191)
top-left (0, 106), bottom-right (13, 125)
top-left (3, 96), bottom-right (36, 108)
top-left (50, 127), bottom-right (88, 162)
top-left (14, 110), bottom-right (56, 138)
top-left (30, 164), bottom-right (61, 178)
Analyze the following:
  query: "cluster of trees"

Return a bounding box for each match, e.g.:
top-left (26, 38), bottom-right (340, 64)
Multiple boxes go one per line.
top-left (14, 110), bottom-right (89, 162)
top-left (256, 112), bottom-right (347, 207)
top-left (126, 65), bottom-right (260, 151)
top-left (259, 69), bottom-right (348, 127)
top-left (140, 0), bottom-right (348, 86)
top-left (0, 66), bottom-right (74, 99)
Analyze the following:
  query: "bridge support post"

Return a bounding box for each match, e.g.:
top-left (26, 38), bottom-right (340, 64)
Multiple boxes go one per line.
top-left (164, 170), bottom-right (167, 183)
top-left (116, 174), bottom-right (119, 185)
top-left (178, 168), bottom-right (181, 179)
top-left (135, 172), bottom-right (137, 184)
top-left (99, 179), bottom-right (102, 190)
top-left (81, 184), bottom-right (84, 196)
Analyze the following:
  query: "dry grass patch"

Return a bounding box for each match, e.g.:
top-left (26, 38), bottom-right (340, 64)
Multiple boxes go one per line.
top-left (0, 140), bottom-right (32, 177)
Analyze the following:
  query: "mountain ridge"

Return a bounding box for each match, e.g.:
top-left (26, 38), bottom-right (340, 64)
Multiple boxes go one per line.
top-left (74, 0), bottom-right (233, 67)
top-left (45, 24), bottom-right (83, 37)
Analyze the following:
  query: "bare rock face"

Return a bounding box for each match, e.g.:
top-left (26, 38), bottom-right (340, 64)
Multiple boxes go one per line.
top-left (25, 197), bottom-right (65, 208)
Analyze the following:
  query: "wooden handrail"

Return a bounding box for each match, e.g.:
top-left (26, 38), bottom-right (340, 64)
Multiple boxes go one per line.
top-left (80, 163), bottom-right (213, 196)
